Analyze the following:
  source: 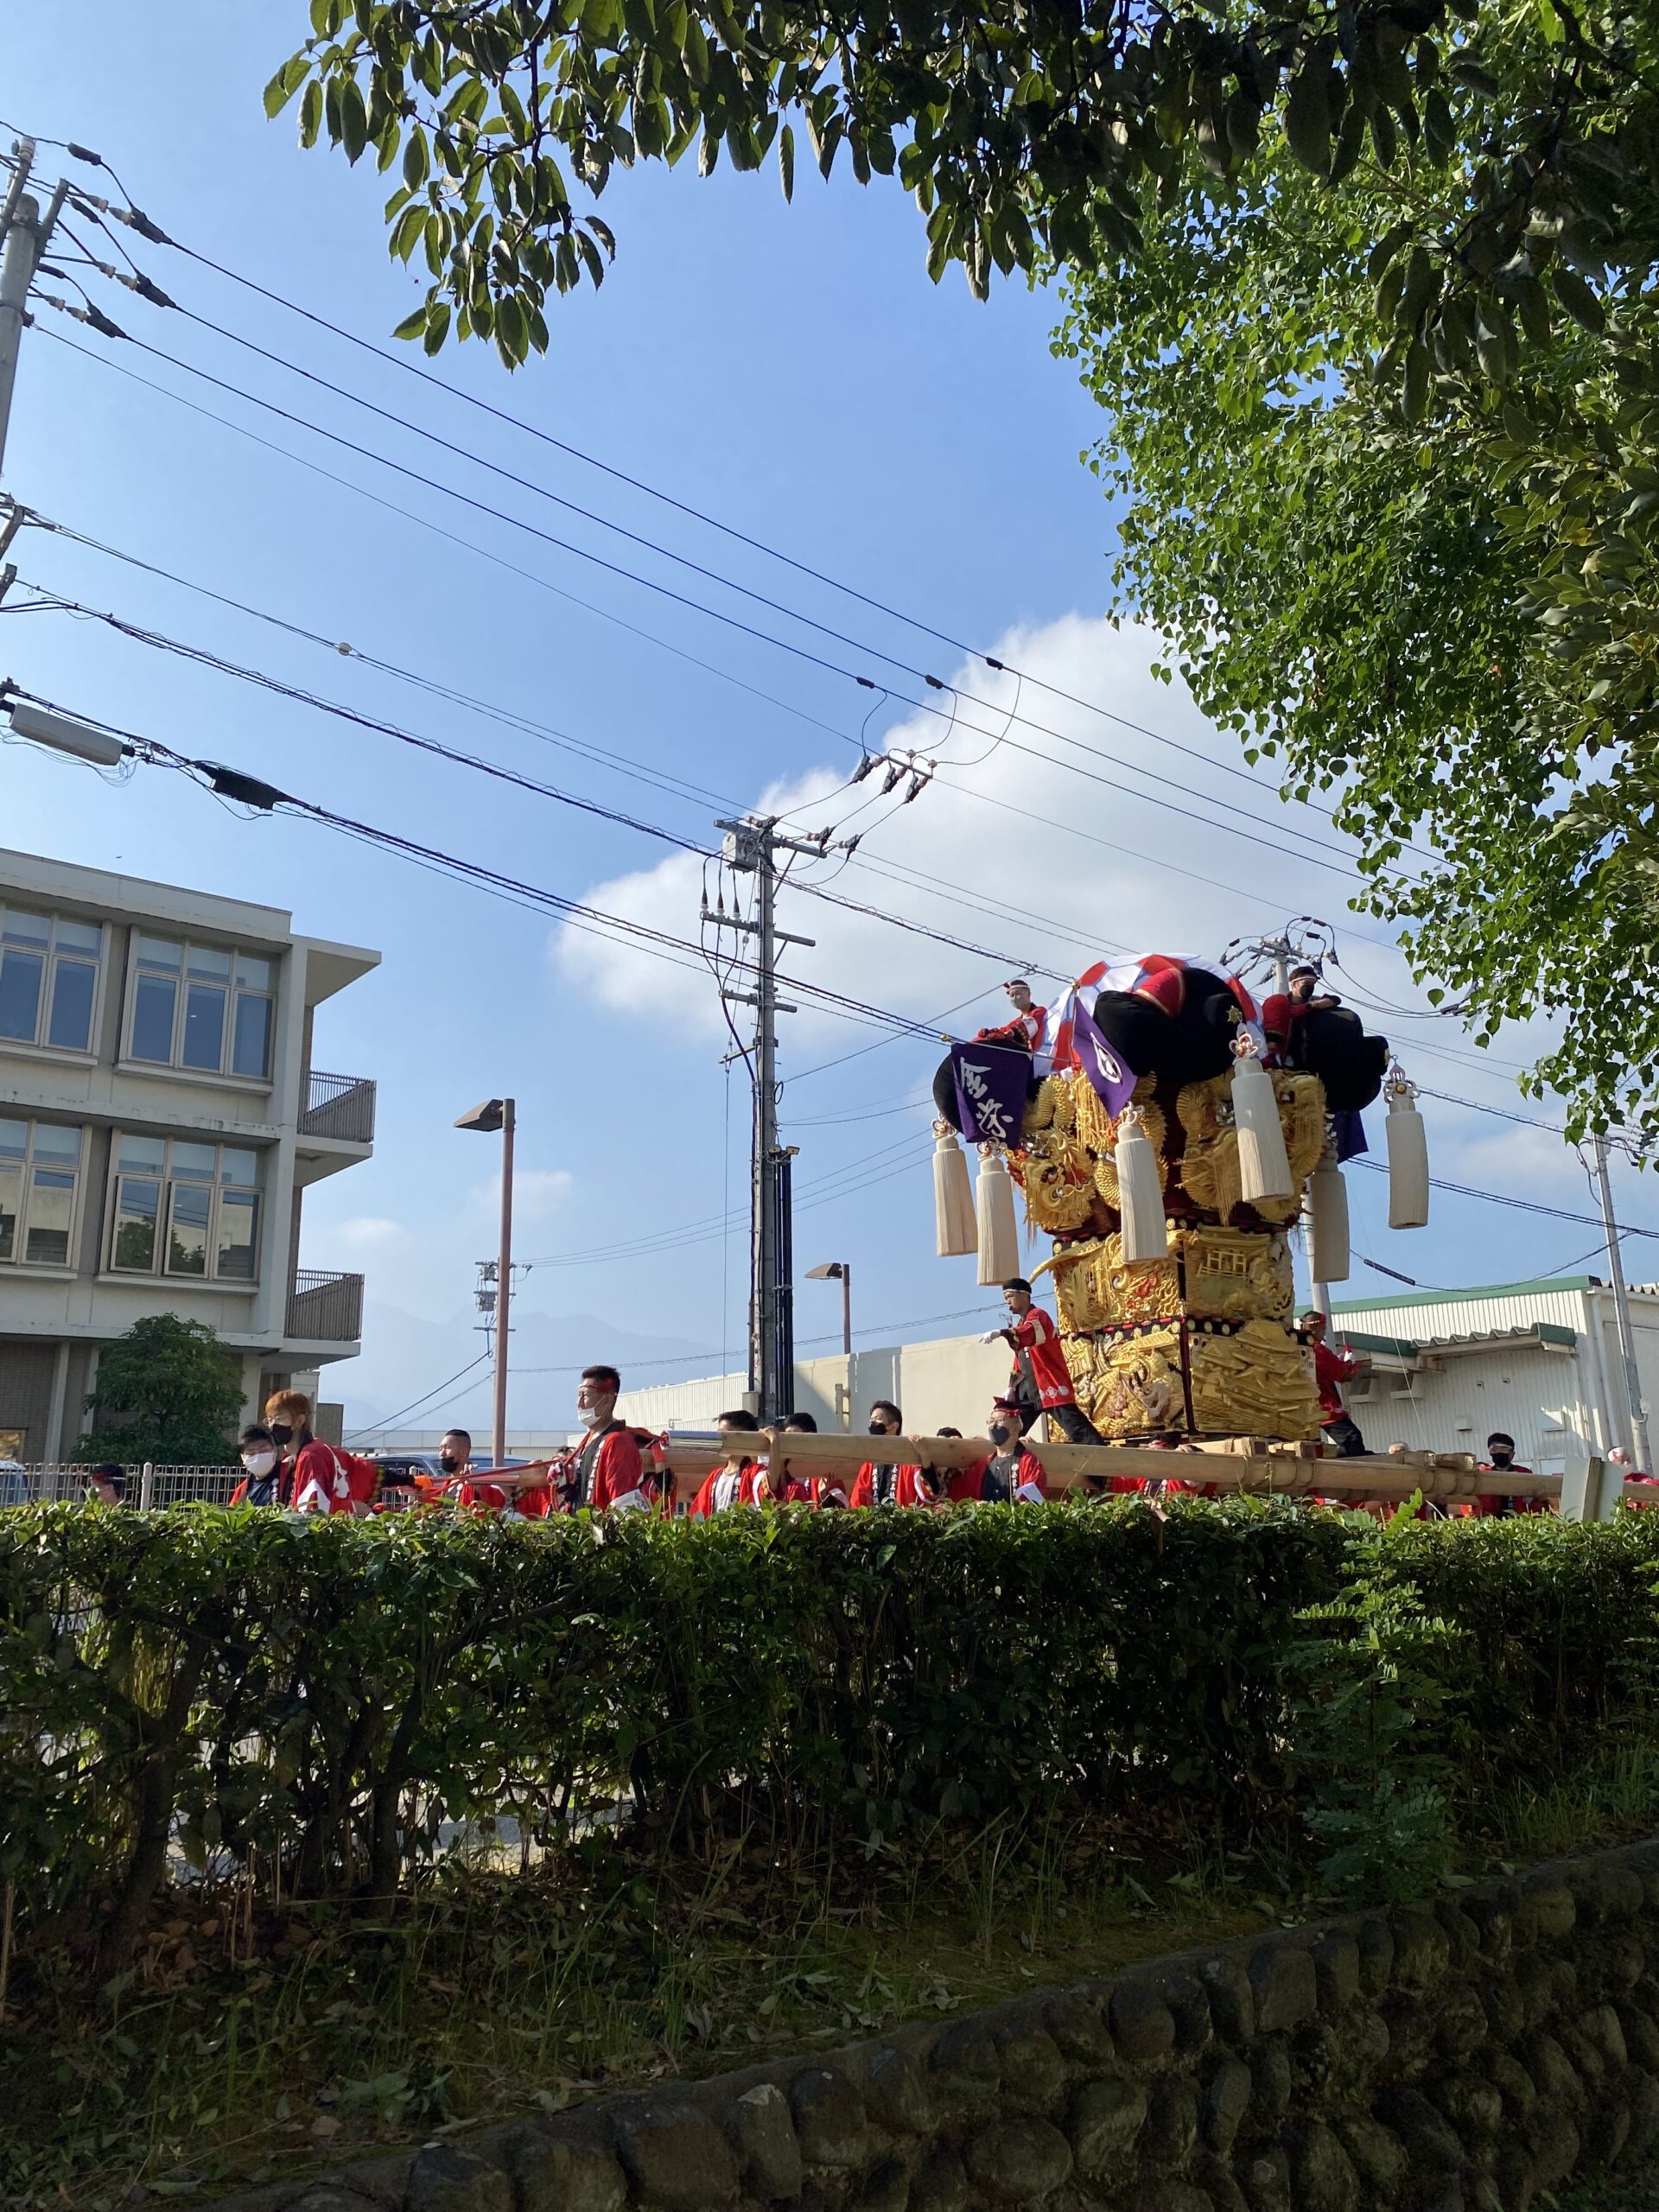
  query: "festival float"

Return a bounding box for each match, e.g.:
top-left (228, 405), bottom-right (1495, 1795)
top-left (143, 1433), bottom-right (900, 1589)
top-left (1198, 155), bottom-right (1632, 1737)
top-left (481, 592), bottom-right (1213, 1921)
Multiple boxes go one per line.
top-left (929, 955), bottom-right (1428, 1446)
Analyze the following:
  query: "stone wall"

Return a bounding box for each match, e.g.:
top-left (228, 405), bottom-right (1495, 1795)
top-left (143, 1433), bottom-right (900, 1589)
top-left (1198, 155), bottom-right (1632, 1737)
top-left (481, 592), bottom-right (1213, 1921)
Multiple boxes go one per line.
top-left (212, 1839), bottom-right (1659, 2212)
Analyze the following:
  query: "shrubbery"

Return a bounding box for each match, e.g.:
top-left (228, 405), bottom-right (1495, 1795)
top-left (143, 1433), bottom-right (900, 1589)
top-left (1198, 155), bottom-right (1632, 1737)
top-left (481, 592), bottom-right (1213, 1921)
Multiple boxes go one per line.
top-left (3, 1497), bottom-right (1657, 1961)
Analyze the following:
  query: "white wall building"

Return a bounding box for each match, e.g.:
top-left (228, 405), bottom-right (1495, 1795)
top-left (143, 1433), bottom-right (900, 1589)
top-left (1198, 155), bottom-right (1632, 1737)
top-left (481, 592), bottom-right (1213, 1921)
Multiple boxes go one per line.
top-left (618, 1274), bottom-right (1658, 1473)
top-left (0, 848), bottom-right (378, 1460)
top-left (1332, 1275), bottom-right (1659, 1473)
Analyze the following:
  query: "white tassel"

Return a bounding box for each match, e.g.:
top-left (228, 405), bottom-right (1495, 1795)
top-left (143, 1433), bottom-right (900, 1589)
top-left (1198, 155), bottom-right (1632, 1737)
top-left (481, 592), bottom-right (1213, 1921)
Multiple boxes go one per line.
top-left (1385, 1069), bottom-right (1430, 1229)
top-left (1231, 1042), bottom-right (1294, 1202)
top-left (1305, 1141), bottom-right (1351, 1285)
top-left (976, 1145), bottom-right (1020, 1286)
top-left (1115, 1105), bottom-right (1170, 1263)
top-left (932, 1122), bottom-right (976, 1258)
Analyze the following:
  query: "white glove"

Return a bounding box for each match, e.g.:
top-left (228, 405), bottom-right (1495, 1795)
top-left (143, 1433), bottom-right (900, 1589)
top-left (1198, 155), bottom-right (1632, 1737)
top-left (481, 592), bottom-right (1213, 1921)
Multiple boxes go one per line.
top-left (980, 1328), bottom-right (1005, 1345)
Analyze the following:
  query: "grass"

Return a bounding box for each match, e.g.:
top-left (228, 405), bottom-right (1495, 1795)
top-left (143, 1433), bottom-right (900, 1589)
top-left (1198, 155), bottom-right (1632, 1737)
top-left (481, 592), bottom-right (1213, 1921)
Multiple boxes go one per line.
top-left (10, 1735), bottom-right (1659, 2212)
top-left (3, 1814), bottom-right (1267, 2212)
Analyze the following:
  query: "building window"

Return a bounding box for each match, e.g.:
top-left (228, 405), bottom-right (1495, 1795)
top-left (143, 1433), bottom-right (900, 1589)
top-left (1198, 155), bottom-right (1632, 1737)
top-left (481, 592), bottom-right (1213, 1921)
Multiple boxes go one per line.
top-left (126, 938), bottom-right (274, 1080)
top-left (0, 1119), bottom-right (84, 1268)
top-left (108, 1135), bottom-right (261, 1283)
top-left (0, 908), bottom-right (103, 1053)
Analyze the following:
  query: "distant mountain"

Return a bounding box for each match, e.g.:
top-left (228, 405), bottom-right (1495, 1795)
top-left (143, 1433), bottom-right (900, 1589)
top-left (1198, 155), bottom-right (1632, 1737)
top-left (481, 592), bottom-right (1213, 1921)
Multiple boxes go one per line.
top-left (332, 1301), bottom-right (716, 1433)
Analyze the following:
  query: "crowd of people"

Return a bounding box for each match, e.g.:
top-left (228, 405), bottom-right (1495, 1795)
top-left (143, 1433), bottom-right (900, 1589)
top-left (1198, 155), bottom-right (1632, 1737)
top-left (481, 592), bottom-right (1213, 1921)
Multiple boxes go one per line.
top-left (61, 1279), bottom-right (1618, 1521)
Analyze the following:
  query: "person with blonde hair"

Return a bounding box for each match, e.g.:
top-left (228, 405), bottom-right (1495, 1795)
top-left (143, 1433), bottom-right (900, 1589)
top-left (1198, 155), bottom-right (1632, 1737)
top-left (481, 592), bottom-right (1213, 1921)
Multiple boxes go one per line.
top-left (264, 1388), bottom-right (375, 1515)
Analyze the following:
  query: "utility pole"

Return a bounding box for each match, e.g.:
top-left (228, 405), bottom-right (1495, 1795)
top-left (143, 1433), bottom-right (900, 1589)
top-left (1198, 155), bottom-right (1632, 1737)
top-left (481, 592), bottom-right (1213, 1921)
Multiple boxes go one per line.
top-left (0, 138), bottom-right (67, 483)
top-left (706, 815), bottom-right (842, 1422)
top-left (1591, 1135), bottom-right (1652, 1471)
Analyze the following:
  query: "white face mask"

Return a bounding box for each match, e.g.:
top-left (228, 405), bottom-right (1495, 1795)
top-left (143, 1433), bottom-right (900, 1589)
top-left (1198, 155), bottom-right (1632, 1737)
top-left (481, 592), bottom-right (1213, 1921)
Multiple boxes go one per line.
top-left (577, 1403), bottom-right (606, 1429)
top-left (242, 1449), bottom-right (277, 1478)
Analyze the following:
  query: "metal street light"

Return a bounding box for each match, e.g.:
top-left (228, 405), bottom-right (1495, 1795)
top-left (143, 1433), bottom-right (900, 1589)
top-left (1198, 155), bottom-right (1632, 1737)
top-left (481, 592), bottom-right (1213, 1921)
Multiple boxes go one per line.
top-left (806, 1262), bottom-right (852, 1357)
top-left (455, 1096), bottom-right (515, 1470)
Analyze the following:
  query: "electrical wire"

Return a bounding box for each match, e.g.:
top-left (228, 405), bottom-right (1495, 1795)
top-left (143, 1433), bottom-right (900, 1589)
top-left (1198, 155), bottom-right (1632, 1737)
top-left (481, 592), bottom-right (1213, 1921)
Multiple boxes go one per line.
top-left (60, 185), bottom-right (1431, 842)
top-left (1346, 1157), bottom-right (1659, 1242)
top-left (36, 314), bottom-right (1425, 893)
top-left (344, 1351), bottom-right (492, 1439)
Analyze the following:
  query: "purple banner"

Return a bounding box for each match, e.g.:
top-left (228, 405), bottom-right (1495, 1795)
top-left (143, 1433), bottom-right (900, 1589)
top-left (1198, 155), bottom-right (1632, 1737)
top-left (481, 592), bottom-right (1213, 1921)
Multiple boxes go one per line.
top-left (1070, 996), bottom-right (1140, 1118)
top-left (950, 1042), bottom-right (1030, 1147)
top-left (1332, 1109), bottom-right (1369, 1162)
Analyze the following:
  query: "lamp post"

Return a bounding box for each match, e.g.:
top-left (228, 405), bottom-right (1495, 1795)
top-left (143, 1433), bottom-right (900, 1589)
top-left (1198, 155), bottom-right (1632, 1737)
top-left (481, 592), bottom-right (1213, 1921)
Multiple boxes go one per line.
top-left (806, 1262), bottom-right (852, 1357)
top-left (456, 1096), bottom-right (514, 1470)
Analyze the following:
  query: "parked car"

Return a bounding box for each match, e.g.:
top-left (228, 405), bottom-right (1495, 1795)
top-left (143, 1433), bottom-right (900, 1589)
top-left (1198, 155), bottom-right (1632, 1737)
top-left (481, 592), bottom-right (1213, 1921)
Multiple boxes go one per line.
top-left (0, 1459), bottom-right (29, 1507)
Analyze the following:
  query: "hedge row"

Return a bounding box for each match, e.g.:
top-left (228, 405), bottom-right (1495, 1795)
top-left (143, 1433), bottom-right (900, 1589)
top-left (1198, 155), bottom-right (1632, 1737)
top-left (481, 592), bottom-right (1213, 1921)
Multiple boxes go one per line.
top-left (3, 1498), bottom-right (1657, 1958)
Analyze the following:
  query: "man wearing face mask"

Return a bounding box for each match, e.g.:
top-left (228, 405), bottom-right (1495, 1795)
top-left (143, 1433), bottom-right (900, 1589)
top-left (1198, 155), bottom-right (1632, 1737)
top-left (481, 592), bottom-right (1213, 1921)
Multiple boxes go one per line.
top-left (849, 1401), bottom-right (937, 1508)
top-left (266, 1389), bottom-right (377, 1515)
top-left (1460, 1429), bottom-right (1545, 1518)
top-left (950, 1396), bottom-right (1050, 1503)
top-left (560, 1363), bottom-right (654, 1513)
top-left (232, 1425), bottom-right (283, 1507)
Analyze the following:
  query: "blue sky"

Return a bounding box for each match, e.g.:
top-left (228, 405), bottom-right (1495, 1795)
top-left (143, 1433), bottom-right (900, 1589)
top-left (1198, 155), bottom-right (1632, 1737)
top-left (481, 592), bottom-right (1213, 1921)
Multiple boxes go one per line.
top-left (2, 3), bottom-right (1650, 1433)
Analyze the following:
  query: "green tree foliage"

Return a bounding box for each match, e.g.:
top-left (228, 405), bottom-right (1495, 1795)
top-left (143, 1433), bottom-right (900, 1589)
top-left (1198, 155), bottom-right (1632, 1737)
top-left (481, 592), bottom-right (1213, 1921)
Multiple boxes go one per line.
top-left (1057, 0), bottom-right (1659, 1133)
top-left (74, 1313), bottom-right (245, 1468)
top-left (272, 2), bottom-right (1659, 1125)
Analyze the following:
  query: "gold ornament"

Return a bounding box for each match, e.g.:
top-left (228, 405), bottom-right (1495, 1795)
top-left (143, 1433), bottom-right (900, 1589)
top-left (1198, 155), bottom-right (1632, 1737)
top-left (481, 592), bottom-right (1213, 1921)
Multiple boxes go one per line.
top-left (1085, 1081), bottom-right (1166, 1207)
top-left (1020, 1130), bottom-right (1098, 1233)
top-left (1187, 1320), bottom-right (1322, 1440)
top-left (1088, 1325), bottom-right (1188, 1440)
top-left (1181, 1225), bottom-right (1294, 1325)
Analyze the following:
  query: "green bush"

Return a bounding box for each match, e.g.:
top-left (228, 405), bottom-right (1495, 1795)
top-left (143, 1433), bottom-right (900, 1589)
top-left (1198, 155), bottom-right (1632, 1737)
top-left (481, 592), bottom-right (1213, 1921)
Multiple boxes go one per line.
top-left (3, 1497), bottom-right (1657, 1961)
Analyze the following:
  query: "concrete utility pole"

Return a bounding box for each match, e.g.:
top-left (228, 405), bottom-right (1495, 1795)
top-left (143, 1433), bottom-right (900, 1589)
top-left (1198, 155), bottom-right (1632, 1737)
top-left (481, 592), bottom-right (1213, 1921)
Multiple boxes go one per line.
top-left (706, 816), bottom-right (843, 1422)
top-left (0, 138), bottom-right (67, 484)
top-left (1591, 1135), bottom-right (1652, 1471)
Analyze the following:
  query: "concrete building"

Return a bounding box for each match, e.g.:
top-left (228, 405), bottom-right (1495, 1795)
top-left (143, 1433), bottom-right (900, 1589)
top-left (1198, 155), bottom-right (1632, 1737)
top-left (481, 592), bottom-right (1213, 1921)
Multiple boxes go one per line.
top-left (0, 848), bottom-right (378, 1460)
top-left (620, 1275), bottom-right (1659, 1475)
top-left (1332, 1275), bottom-right (1659, 1473)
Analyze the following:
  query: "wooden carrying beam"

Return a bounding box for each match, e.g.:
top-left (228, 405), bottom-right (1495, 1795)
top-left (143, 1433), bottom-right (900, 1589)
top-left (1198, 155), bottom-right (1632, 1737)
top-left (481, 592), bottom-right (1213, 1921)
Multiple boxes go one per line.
top-left (649, 1429), bottom-right (1567, 1503)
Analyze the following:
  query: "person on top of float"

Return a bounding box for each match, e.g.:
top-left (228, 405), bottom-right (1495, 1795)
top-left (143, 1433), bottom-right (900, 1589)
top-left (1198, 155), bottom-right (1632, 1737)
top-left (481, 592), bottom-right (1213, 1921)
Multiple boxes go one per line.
top-left (985, 1277), bottom-right (1104, 1446)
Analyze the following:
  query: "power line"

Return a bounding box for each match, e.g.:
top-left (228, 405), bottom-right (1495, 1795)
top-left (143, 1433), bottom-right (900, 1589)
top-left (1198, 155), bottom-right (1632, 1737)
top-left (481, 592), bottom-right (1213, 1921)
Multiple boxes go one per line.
top-left (1346, 1157), bottom-right (1659, 1243)
top-left (36, 313), bottom-right (1418, 894)
top-left (70, 181), bottom-right (1427, 855)
top-left (345, 1352), bottom-right (492, 1439)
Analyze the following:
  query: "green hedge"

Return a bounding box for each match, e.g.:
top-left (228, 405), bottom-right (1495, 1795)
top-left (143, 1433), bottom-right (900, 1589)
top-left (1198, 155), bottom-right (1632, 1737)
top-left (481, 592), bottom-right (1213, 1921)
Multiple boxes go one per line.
top-left (3, 1498), bottom-right (1657, 1957)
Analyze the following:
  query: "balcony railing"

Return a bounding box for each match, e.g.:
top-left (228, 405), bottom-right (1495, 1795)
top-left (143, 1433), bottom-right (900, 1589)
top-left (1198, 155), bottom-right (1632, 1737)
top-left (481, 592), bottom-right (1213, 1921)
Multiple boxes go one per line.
top-left (298, 1068), bottom-right (377, 1145)
top-left (287, 1268), bottom-right (365, 1343)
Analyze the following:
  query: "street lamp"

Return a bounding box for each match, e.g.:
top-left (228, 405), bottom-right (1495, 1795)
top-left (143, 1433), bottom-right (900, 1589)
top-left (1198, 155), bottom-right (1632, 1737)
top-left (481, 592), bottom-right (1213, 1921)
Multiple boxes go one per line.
top-left (455, 1096), bottom-right (515, 1470)
top-left (806, 1262), bottom-right (852, 1357)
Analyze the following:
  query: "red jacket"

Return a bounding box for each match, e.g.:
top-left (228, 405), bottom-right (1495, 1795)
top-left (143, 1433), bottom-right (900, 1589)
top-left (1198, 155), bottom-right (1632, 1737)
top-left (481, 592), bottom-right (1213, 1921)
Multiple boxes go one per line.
top-left (687, 1459), bottom-right (807, 1516)
top-left (562, 1423), bottom-right (653, 1513)
top-left (849, 1461), bottom-right (936, 1509)
top-left (1009, 1306), bottom-right (1077, 1410)
top-left (950, 1450), bottom-right (1048, 1504)
top-left (288, 1439), bottom-right (374, 1515)
top-left (1313, 1339), bottom-right (1359, 1421)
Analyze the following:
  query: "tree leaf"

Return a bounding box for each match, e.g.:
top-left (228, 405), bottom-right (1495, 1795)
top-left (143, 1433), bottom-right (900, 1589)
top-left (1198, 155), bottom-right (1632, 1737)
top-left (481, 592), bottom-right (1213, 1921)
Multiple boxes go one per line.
top-left (1554, 265), bottom-right (1605, 334)
top-left (1282, 60), bottom-right (1333, 176)
top-left (779, 119), bottom-right (795, 203)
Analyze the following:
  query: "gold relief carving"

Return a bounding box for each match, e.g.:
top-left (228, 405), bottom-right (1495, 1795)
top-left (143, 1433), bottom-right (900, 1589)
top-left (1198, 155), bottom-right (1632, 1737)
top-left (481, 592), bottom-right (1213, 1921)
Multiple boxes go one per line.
top-left (1180, 1226), bottom-right (1294, 1325)
top-left (1275, 1070), bottom-right (1328, 1185)
top-left (1187, 1320), bottom-right (1321, 1441)
top-left (1085, 1082), bottom-right (1167, 1207)
top-left (1088, 1325), bottom-right (1188, 1440)
top-left (1020, 1130), bottom-right (1098, 1233)
top-left (1095, 1232), bottom-right (1179, 1328)
top-left (1048, 1241), bottom-right (1104, 1335)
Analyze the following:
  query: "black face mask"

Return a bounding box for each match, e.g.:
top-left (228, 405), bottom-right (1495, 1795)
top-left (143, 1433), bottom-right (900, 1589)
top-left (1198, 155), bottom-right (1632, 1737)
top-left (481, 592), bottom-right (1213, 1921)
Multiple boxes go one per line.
top-left (988, 1423), bottom-right (1012, 1447)
top-left (1491, 1449), bottom-right (1514, 1468)
top-left (269, 1423), bottom-right (293, 1446)
top-left (438, 1452), bottom-right (461, 1475)
top-left (868, 1421), bottom-right (891, 1437)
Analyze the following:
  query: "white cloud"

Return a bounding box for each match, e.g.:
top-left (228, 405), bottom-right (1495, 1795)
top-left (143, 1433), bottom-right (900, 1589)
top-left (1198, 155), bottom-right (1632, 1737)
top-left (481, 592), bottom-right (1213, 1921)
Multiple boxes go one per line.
top-left (473, 1166), bottom-right (575, 1218)
top-left (332, 1216), bottom-right (409, 1251)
